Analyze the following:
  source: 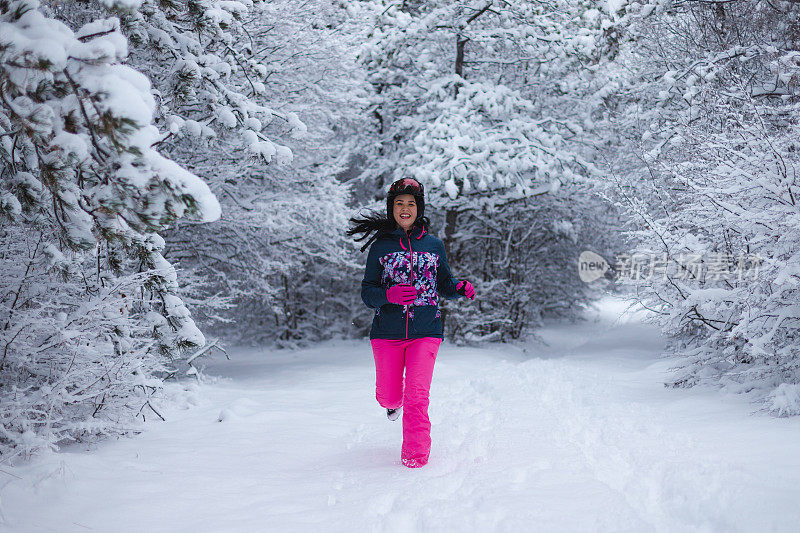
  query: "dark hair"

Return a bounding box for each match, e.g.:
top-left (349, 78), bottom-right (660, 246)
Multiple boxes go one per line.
top-left (347, 210), bottom-right (431, 253)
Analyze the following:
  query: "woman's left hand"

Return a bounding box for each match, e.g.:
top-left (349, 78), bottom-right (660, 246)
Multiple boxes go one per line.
top-left (456, 280), bottom-right (475, 300)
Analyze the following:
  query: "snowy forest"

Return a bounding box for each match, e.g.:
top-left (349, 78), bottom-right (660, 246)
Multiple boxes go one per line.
top-left (1, 0), bottom-right (799, 484)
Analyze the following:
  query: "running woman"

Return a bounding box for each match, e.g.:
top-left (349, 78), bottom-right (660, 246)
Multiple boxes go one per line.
top-left (347, 178), bottom-right (476, 468)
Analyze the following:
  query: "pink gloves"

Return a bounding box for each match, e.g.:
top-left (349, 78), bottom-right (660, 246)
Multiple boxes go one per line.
top-left (386, 284), bottom-right (418, 305)
top-left (456, 280), bottom-right (475, 300)
top-left (387, 282), bottom-right (473, 304)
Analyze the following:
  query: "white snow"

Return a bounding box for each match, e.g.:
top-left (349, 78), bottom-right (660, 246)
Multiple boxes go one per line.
top-left (3, 297), bottom-right (800, 532)
top-left (99, 0), bottom-right (144, 9)
top-left (285, 112), bottom-right (307, 139)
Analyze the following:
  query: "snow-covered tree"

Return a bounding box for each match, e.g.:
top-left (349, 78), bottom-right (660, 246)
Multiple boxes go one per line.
top-left (105, 0), bottom-right (361, 344)
top-left (0, 0), bottom-right (220, 458)
top-left (357, 0), bottom-right (621, 339)
top-left (40, 0), bottom-right (367, 347)
top-left (608, 0), bottom-right (800, 413)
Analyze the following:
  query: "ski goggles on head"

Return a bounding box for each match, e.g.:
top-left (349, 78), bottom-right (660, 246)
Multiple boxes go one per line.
top-left (388, 178), bottom-right (424, 195)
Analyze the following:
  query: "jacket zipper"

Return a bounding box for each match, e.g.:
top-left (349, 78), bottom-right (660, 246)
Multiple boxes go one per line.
top-left (405, 232), bottom-right (413, 339)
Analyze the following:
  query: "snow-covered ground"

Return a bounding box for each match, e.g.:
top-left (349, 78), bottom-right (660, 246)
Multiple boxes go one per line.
top-left (3, 298), bottom-right (800, 532)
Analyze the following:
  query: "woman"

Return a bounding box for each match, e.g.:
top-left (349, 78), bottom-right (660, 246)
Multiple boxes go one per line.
top-left (348, 178), bottom-right (476, 468)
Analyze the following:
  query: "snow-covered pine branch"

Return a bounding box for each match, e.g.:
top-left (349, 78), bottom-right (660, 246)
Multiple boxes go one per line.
top-left (92, 0), bottom-right (362, 344)
top-left (0, 0), bottom-right (220, 459)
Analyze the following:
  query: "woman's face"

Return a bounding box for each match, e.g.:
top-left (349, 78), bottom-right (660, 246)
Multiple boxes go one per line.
top-left (392, 194), bottom-right (417, 232)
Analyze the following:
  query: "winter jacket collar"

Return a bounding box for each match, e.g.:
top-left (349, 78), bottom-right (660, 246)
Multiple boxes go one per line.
top-left (386, 225), bottom-right (426, 240)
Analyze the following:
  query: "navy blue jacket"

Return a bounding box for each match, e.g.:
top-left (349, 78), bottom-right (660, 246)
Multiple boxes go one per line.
top-left (361, 226), bottom-right (463, 339)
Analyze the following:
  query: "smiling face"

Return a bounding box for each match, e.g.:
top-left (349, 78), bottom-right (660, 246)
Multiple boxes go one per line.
top-left (392, 193), bottom-right (418, 232)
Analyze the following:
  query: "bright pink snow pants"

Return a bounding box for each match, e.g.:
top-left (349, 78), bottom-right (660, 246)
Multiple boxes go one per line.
top-left (371, 337), bottom-right (442, 467)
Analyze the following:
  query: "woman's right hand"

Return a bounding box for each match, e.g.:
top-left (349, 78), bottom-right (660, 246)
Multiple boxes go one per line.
top-left (386, 284), bottom-right (418, 305)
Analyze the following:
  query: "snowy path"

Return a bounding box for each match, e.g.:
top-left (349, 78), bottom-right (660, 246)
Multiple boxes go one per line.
top-left (4, 301), bottom-right (800, 532)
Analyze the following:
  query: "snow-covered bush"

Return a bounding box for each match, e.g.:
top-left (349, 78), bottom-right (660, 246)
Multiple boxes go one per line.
top-left (609, 0), bottom-right (800, 412)
top-left (0, 0), bottom-right (219, 459)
